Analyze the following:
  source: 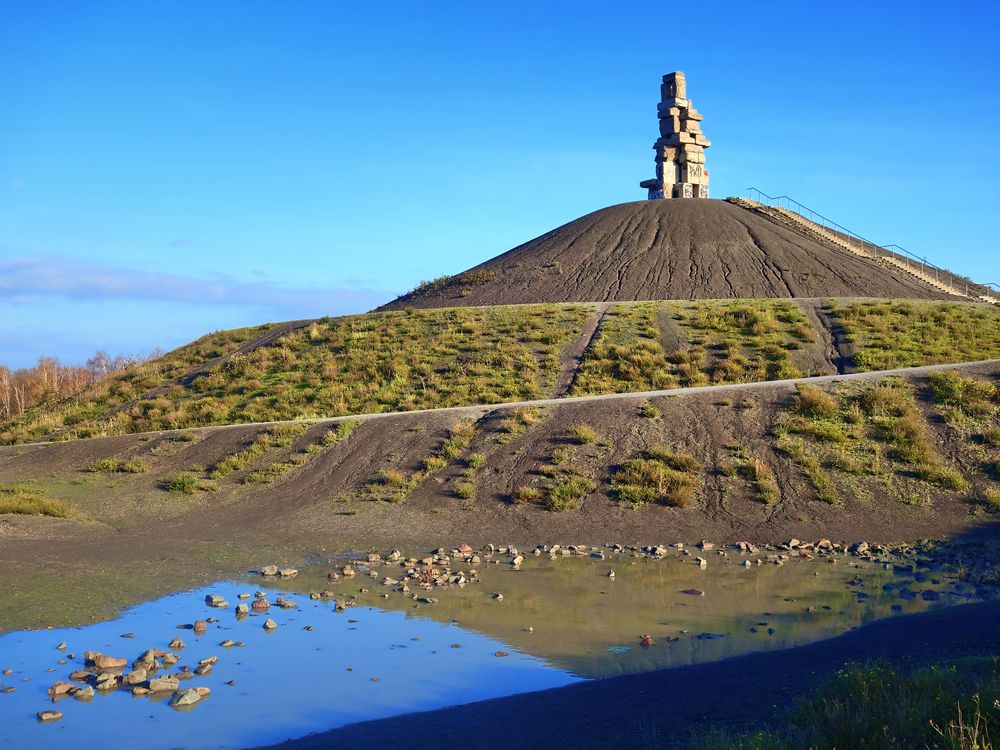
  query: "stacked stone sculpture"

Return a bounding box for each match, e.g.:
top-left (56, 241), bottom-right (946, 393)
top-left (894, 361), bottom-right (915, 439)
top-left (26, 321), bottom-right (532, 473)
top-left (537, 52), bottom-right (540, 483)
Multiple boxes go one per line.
top-left (639, 71), bottom-right (711, 199)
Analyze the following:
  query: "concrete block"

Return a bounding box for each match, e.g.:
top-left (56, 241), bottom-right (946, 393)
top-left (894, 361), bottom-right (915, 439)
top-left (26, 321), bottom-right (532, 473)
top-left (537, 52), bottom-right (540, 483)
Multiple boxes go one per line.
top-left (681, 162), bottom-right (707, 184)
top-left (695, 184), bottom-right (709, 199)
top-left (658, 116), bottom-right (681, 136)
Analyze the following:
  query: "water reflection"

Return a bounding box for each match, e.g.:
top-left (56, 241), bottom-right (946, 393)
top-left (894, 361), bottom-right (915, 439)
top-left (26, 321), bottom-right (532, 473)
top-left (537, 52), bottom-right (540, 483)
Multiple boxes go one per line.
top-left (0, 549), bottom-right (989, 749)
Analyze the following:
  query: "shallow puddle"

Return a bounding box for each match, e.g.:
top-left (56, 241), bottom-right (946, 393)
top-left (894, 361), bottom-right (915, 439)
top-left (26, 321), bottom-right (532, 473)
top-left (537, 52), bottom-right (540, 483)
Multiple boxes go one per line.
top-left (0, 547), bottom-right (992, 749)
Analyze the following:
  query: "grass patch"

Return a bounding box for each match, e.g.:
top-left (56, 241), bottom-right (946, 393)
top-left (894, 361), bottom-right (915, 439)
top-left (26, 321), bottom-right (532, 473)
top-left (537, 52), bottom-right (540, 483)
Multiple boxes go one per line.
top-left (696, 657), bottom-right (1000, 750)
top-left (85, 457), bottom-right (148, 474)
top-left (573, 300), bottom-right (809, 396)
top-left (546, 476), bottom-right (596, 511)
top-left (0, 484), bottom-right (72, 517)
top-left (776, 377), bottom-right (971, 505)
top-left (161, 473), bottom-right (215, 494)
top-left (611, 445), bottom-right (700, 508)
top-left (570, 424), bottom-right (600, 445)
top-left (369, 422), bottom-right (477, 502)
top-left (984, 487), bottom-right (1000, 512)
top-left (832, 300), bottom-right (1000, 371)
top-left (513, 485), bottom-right (541, 504)
top-left (1, 305), bottom-right (590, 444)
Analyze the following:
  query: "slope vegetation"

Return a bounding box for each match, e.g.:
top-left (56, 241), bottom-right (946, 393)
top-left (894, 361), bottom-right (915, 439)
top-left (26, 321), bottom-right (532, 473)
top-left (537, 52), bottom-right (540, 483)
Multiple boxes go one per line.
top-left (382, 200), bottom-right (956, 309)
top-left (3, 300), bottom-right (999, 445)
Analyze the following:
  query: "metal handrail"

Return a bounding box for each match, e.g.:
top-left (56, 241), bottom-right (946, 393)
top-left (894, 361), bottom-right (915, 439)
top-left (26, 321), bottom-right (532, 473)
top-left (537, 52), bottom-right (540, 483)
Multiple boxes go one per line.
top-left (744, 187), bottom-right (996, 302)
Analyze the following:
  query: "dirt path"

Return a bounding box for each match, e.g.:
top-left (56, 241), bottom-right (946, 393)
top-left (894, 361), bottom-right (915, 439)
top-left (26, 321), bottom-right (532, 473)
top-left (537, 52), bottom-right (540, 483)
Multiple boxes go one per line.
top-left (255, 597), bottom-right (1000, 750)
top-left (553, 302), bottom-right (611, 396)
top-left (9, 357), bottom-right (998, 451)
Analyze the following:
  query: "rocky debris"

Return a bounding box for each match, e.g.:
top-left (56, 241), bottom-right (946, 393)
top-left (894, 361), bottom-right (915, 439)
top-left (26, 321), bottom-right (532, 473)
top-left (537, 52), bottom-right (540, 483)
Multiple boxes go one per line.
top-left (94, 673), bottom-right (119, 691)
top-left (36, 710), bottom-right (62, 723)
top-left (74, 685), bottom-right (95, 700)
top-left (194, 664), bottom-right (213, 676)
top-left (91, 654), bottom-right (127, 670)
top-left (162, 653), bottom-right (179, 666)
top-left (492, 593), bottom-right (504, 601)
top-left (251, 598), bottom-right (270, 612)
top-left (278, 568), bottom-right (298, 578)
top-left (205, 594), bottom-right (228, 608)
top-left (168, 637), bottom-right (185, 650)
top-left (342, 565), bottom-right (356, 577)
top-left (235, 603), bottom-right (249, 616)
top-left (263, 618), bottom-right (278, 631)
top-left (494, 651), bottom-right (509, 658)
top-left (170, 686), bottom-right (209, 708)
top-left (123, 668), bottom-right (147, 686)
top-left (275, 597), bottom-right (297, 609)
top-left (149, 677), bottom-right (180, 693)
top-left (47, 680), bottom-right (75, 697)
top-left (640, 634), bottom-right (655, 648)
top-left (259, 565), bottom-right (279, 576)
top-left (55, 642), bottom-right (67, 651)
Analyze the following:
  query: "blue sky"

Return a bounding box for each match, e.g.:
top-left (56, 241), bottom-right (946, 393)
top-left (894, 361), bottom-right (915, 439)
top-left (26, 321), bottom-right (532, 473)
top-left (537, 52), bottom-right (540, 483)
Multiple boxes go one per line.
top-left (2, 0), bottom-right (998, 368)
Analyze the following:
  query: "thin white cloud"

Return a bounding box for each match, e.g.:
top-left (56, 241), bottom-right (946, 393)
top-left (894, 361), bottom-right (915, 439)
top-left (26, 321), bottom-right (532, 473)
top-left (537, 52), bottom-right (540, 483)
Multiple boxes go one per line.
top-left (0, 256), bottom-right (395, 314)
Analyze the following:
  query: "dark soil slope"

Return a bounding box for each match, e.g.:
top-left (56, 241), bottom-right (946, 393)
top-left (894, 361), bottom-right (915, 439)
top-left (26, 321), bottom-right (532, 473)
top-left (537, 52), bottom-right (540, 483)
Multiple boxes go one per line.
top-left (381, 200), bottom-right (955, 309)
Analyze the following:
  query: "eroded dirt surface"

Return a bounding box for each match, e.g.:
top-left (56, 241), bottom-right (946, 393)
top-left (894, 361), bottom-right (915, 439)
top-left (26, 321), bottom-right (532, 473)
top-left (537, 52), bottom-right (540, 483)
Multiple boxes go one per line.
top-left (381, 200), bottom-right (957, 310)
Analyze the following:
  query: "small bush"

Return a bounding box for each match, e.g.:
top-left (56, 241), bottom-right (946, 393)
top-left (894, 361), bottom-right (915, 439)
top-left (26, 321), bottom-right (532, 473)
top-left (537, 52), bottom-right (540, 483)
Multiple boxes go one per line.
top-left (571, 424), bottom-right (600, 445)
top-left (638, 401), bottom-right (660, 419)
top-left (87, 457), bottom-right (148, 474)
top-left (513, 485), bottom-right (541, 504)
top-left (915, 464), bottom-right (969, 492)
top-left (739, 457), bottom-right (779, 504)
top-left (985, 488), bottom-right (1000, 511)
top-left (163, 473), bottom-right (200, 494)
top-left (466, 452), bottom-right (486, 469)
top-left (546, 476), bottom-right (595, 511)
top-left (453, 481), bottom-right (476, 499)
top-left (646, 445), bottom-right (701, 473)
top-left (0, 484), bottom-right (72, 517)
top-left (378, 468), bottom-right (408, 486)
top-left (422, 455), bottom-right (447, 473)
top-left (793, 384), bottom-right (839, 419)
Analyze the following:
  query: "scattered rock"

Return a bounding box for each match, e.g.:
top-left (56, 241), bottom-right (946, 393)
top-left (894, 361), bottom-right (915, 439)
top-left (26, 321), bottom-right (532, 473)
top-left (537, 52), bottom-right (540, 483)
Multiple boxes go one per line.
top-left (92, 654), bottom-right (127, 670)
top-left (681, 588), bottom-right (705, 596)
top-left (36, 710), bottom-right (62, 723)
top-left (205, 594), bottom-right (228, 608)
top-left (235, 604), bottom-right (249, 616)
top-left (492, 593), bottom-right (504, 601)
top-left (131, 686), bottom-right (150, 696)
top-left (640, 634), bottom-right (655, 647)
top-left (263, 618), bottom-right (278, 631)
top-left (279, 568), bottom-right (299, 578)
top-left (55, 642), bottom-right (67, 651)
top-left (123, 668), bottom-right (147, 686)
top-left (193, 620), bottom-right (207, 634)
top-left (47, 681), bottom-right (75, 697)
top-left (251, 599), bottom-right (270, 611)
top-left (259, 565), bottom-right (279, 576)
top-left (494, 651), bottom-right (509, 658)
top-left (170, 688), bottom-right (204, 707)
top-left (74, 685), bottom-right (95, 700)
top-left (169, 637), bottom-right (185, 650)
top-left (148, 677), bottom-right (180, 693)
